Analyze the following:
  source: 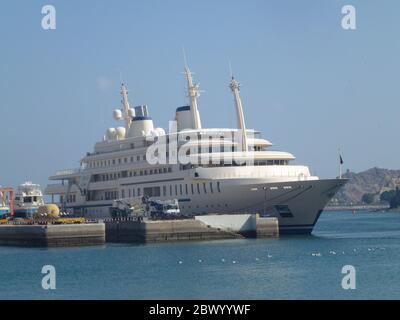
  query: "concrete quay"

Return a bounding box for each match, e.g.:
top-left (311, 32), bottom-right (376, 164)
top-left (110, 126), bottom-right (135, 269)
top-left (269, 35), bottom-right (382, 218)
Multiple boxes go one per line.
top-left (0, 223), bottom-right (105, 247)
top-left (106, 214), bottom-right (279, 244)
top-left (0, 214), bottom-right (278, 247)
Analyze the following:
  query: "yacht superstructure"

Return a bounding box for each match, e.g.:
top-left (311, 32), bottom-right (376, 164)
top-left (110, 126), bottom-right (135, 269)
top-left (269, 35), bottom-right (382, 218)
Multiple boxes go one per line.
top-left (45, 64), bottom-right (346, 234)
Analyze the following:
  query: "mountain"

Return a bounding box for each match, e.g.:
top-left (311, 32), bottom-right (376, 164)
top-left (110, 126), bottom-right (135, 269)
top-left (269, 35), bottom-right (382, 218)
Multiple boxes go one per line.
top-left (333, 167), bottom-right (400, 205)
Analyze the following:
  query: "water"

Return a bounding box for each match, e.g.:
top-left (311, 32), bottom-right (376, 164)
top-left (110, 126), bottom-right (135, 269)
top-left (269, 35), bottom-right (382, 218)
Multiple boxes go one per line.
top-left (1, 211), bottom-right (400, 300)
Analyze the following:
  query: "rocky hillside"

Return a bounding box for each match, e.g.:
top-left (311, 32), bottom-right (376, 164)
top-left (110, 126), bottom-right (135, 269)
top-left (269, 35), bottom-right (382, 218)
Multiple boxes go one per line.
top-left (333, 167), bottom-right (400, 205)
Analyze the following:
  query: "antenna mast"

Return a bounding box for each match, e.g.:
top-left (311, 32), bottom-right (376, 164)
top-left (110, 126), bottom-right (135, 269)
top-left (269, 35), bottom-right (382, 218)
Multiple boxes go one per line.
top-left (120, 83), bottom-right (132, 131)
top-left (183, 48), bottom-right (202, 129)
top-left (229, 71), bottom-right (248, 152)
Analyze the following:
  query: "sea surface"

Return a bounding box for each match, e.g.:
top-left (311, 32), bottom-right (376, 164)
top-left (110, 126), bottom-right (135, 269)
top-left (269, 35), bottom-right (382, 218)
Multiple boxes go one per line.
top-left (1, 210), bottom-right (400, 300)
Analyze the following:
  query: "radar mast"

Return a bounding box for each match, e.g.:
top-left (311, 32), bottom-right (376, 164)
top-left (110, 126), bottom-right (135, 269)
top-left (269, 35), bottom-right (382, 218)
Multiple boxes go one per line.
top-left (183, 50), bottom-right (202, 130)
top-left (229, 73), bottom-right (248, 152)
top-left (120, 82), bottom-right (133, 131)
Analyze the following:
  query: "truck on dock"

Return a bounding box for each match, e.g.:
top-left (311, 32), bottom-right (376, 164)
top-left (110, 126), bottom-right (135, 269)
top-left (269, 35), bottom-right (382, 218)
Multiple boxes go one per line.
top-left (110, 197), bottom-right (180, 220)
top-left (148, 199), bottom-right (180, 219)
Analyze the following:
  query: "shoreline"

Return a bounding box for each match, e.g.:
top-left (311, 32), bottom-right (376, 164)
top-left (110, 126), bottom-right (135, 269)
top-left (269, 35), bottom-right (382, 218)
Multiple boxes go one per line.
top-left (324, 205), bottom-right (392, 212)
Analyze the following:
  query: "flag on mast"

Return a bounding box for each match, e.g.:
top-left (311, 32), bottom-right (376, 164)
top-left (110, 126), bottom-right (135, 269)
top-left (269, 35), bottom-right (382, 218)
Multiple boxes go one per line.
top-left (339, 149), bottom-right (343, 179)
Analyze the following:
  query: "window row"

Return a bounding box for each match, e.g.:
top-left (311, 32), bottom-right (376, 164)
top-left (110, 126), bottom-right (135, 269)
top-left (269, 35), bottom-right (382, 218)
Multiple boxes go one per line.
top-left (99, 181), bottom-right (222, 201)
top-left (181, 159), bottom-right (289, 169)
top-left (61, 194), bottom-right (76, 203)
top-left (88, 154), bottom-right (148, 168)
top-left (92, 167), bottom-right (173, 182)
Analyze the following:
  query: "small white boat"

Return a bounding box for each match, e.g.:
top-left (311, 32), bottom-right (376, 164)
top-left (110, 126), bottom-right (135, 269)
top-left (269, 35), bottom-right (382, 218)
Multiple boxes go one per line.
top-left (14, 182), bottom-right (45, 218)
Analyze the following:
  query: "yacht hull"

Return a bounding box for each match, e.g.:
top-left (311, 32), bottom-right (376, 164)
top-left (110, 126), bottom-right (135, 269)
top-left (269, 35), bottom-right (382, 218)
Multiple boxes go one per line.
top-left (64, 178), bottom-right (345, 235)
top-left (175, 178), bottom-right (346, 234)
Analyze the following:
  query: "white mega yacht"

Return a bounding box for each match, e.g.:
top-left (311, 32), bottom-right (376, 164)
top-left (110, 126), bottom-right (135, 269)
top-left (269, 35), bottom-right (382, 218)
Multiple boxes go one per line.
top-left (45, 64), bottom-right (346, 234)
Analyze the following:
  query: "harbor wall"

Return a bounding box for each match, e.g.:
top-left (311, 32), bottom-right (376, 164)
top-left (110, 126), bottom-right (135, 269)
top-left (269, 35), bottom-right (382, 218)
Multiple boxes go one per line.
top-left (195, 214), bottom-right (279, 238)
top-left (256, 217), bottom-right (279, 238)
top-left (106, 214), bottom-right (279, 243)
top-left (105, 219), bottom-right (243, 243)
top-left (195, 214), bottom-right (257, 235)
top-left (0, 215), bottom-right (278, 247)
top-left (0, 223), bottom-right (105, 247)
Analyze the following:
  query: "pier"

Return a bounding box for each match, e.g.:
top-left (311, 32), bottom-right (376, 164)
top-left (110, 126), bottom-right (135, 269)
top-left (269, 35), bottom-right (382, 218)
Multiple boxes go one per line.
top-left (0, 222), bottom-right (105, 247)
top-left (105, 214), bottom-right (279, 244)
top-left (0, 214), bottom-right (278, 247)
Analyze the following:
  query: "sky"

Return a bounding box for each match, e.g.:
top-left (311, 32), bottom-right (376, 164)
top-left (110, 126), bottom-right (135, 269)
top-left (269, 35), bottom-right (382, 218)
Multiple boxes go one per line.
top-left (0, 0), bottom-right (399, 189)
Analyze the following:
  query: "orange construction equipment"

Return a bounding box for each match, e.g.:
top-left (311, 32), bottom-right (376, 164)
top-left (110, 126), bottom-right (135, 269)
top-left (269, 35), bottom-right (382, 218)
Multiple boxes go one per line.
top-left (0, 187), bottom-right (14, 218)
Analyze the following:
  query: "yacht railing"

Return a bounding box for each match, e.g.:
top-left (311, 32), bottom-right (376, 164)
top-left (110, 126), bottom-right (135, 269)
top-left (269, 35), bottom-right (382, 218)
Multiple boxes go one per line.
top-left (46, 183), bottom-right (68, 187)
top-left (55, 168), bottom-right (81, 176)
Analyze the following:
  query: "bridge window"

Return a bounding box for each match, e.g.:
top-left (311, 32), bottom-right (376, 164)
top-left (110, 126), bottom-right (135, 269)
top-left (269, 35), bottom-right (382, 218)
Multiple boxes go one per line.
top-left (144, 187), bottom-right (160, 197)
